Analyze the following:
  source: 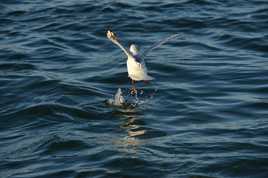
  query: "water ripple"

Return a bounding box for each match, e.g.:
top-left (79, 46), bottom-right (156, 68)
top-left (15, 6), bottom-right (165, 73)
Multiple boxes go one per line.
top-left (1, 0), bottom-right (268, 178)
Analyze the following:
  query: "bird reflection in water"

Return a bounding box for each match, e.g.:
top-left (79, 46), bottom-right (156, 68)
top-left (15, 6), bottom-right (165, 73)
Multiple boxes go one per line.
top-left (113, 108), bottom-right (146, 153)
top-left (121, 116), bottom-right (146, 138)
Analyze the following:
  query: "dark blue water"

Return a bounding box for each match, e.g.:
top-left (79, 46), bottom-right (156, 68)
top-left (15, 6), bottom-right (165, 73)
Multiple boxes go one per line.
top-left (1, 0), bottom-right (268, 177)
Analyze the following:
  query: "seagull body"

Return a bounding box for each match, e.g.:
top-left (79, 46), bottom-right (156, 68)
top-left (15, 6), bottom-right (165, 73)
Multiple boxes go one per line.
top-left (127, 48), bottom-right (154, 81)
top-left (107, 30), bottom-right (154, 82)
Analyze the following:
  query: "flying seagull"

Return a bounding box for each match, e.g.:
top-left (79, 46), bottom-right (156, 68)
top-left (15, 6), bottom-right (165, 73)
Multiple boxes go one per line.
top-left (107, 30), bottom-right (179, 94)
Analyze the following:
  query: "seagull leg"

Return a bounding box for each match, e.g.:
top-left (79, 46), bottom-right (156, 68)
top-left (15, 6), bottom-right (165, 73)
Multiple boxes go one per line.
top-left (130, 80), bottom-right (137, 95)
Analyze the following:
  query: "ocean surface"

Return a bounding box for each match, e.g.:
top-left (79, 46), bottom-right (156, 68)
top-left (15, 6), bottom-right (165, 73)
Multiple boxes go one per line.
top-left (1, 0), bottom-right (268, 178)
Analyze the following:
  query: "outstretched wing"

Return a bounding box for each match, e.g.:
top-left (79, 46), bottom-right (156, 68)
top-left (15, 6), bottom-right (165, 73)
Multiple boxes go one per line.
top-left (107, 30), bottom-right (132, 58)
top-left (141, 33), bottom-right (183, 58)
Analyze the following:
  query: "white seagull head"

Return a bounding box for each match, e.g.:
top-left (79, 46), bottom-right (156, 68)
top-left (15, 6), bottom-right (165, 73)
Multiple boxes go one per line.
top-left (129, 44), bottom-right (139, 56)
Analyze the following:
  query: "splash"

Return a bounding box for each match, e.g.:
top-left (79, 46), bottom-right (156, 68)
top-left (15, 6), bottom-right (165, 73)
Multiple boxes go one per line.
top-left (106, 88), bottom-right (157, 108)
top-left (107, 88), bottom-right (128, 107)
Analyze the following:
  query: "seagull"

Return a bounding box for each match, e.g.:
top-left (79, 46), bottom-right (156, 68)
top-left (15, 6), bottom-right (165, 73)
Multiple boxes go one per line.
top-left (107, 30), bottom-right (180, 94)
top-left (107, 30), bottom-right (153, 94)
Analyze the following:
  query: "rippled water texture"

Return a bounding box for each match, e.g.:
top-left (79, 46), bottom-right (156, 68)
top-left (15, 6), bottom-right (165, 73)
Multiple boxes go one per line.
top-left (1, 0), bottom-right (268, 177)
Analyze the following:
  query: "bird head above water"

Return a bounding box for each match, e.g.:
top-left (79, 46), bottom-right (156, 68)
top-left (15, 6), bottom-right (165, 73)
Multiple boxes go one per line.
top-left (129, 44), bottom-right (139, 56)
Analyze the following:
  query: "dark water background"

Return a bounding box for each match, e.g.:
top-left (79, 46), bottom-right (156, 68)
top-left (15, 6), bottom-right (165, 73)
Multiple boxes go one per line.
top-left (1, 0), bottom-right (268, 177)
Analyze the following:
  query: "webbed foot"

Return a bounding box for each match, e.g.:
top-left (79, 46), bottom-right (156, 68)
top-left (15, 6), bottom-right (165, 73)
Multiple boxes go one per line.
top-left (130, 87), bottom-right (137, 95)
